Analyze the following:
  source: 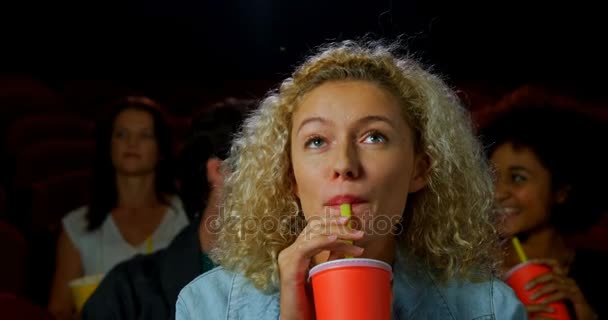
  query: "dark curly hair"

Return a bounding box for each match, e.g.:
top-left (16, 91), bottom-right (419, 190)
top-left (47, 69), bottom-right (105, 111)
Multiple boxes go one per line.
top-left (480, 105), bottom-right (607, 235)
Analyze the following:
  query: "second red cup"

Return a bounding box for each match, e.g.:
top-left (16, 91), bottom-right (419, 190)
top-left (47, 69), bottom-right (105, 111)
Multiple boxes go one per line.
top-left (504, 261), bottom-right (571, 320)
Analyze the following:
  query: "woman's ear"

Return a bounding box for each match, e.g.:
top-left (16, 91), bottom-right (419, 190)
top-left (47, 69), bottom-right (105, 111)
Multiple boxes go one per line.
top-left (206, 157), bottom-right (224, 188)
top-left (409, 153), bottom-right (430, 193)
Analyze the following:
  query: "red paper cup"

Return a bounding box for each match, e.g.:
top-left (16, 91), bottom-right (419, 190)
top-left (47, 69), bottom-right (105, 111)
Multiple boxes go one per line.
top-left (504, 262), bottom-right (571, 320)
top-left (309, 258), bottom-right (392, 320)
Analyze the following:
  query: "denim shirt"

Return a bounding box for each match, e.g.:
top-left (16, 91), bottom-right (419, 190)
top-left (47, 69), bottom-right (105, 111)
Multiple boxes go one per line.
top-left (176, 252), bottom-right (526, 320)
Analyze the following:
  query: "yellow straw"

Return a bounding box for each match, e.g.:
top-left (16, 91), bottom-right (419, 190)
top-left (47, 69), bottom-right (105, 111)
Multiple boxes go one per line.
top-left (145, 237), bottom-right (153, 254)
top-left (340, 203), bottom-right (354, 258)
top-left (511, 237), bottom-right (528, 263)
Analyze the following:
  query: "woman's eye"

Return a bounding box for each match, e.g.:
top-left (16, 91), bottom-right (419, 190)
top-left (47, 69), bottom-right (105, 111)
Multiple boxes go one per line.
top-left (305, 137), bottom-right (326, 149)
top-left (114, 130), bottom-right (127, 139)
top-left (362, 131), bottom-right (386, 144)
top-left (512, 174), bottom-right (527, 183)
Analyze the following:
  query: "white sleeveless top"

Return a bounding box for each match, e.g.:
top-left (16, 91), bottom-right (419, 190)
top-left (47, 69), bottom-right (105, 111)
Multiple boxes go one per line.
top-left (62, 196), bottom-right (189, 276)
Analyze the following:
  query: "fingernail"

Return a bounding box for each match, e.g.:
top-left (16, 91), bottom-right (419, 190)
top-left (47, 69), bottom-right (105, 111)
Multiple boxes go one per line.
top-left (524, 284), bottom-right (532, 290)
top-left (530, 293), bottom-right (538, 300)
top-left (338, 217), bottom-right (349, 223)
top-left (327, 234), bottom-right (337, 241)
top-left (354, 230), bottom-right (364, 236)
top-left (356, 247), bottom-right (365, 254)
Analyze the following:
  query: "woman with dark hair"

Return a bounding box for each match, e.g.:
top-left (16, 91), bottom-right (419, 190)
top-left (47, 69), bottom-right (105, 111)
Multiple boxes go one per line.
top-left (80, 98), bottom-right (253, 320)
top-left (482, 105), bottom-right (607, 320)
top-left (48, 96), bottom-right (188, 320)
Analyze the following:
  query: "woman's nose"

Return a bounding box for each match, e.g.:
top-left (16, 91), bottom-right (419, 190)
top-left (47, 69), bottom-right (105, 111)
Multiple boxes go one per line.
top-left (331, 141), bottom-right (361, 180)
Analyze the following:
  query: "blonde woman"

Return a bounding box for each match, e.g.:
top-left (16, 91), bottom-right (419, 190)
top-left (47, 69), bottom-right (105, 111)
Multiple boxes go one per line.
top-left (176, 40), bottom-right (525, 319)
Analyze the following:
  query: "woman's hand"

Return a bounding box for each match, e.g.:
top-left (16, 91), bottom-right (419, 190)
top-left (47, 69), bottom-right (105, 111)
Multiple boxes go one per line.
top-left (277, 213), bottom-right (364, 320)
top-left (525, 259), bottom-right (597, 320)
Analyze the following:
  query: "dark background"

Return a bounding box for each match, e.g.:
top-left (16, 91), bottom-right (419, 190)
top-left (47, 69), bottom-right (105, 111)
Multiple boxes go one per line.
top-left (2, 0), bottom-right (607, 102)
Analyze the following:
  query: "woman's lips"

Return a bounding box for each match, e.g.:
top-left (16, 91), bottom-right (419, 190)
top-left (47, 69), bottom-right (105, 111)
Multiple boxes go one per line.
top-left (496, 207), bottom-right (520, 216)
top-left (324, 194), bottom-right (366, 206)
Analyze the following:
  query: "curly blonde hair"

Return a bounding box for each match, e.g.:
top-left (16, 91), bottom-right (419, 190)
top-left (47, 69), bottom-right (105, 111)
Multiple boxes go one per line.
top-left (212, 40), bottom-right (499, 292)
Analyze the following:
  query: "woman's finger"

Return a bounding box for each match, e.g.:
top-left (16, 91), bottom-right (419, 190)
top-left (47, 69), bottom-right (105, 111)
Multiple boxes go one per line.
top-left (304, 216), bottom-right (363, 240)
top-left (529, 282), bottom-right (559, 300)
top-left (540, 290), bottom-right (568, 304)
top-left (293, 229), bottom-right (364, 260)
top-left (326, 243), bottom-right (365, 261)
top-left (290, 233), bottom-right (342, 260)
top-left (526, 303), bottom-right (554, 314)
top-left (525, 272), bottom-right (556, 290)
top-left (531, 316), bottom-right (556, 320)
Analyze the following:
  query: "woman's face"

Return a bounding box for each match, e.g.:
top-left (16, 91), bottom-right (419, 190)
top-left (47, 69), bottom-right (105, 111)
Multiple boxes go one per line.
top-left (111, 108), bottom-right (160, 176)
top-left (491, 142), bottom-right (557, 236)
top-left (290, 80), bottom-right (428, 246)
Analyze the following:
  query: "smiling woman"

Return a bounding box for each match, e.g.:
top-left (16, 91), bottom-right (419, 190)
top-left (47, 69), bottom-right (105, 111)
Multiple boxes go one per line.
top-left (481, 105), bottom-right (607, 319)
top-left (176, 40), bottom-right (526, 320)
